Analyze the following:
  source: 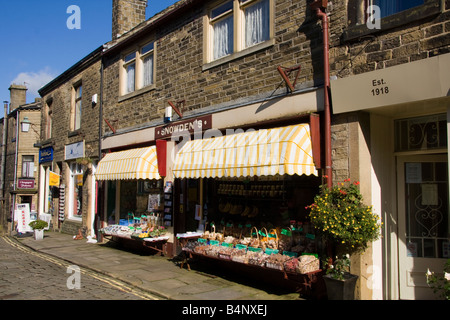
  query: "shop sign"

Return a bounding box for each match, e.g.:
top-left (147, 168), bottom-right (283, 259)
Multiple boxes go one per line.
top-left (49, 171), bottom-right (61, 187)
top-left (330, 53), bottom-right (450, 114)
top-left (155, 115), bottom-right (212, 140)
top-left (15, 203), bottom-right (32, 233)
top-left (39, 147), bottom-right (54, 163)
top-left (65, 141), bottom-right (84, 160)
top-left (18, 179), bottom-right (35, 189)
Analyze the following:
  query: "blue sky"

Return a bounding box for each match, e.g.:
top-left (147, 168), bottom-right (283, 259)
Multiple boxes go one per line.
top-left (0, 0), bottom-right (178, 118)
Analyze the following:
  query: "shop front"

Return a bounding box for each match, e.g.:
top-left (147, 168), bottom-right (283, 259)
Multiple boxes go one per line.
top-left (331, 52), bottom-right (450, 300)
top-left (96, 145), bottom-right (174, 255)
top-left (170, 115), bottom-right (327, 298)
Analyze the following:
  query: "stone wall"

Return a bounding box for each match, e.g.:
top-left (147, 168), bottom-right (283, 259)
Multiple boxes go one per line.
top-left (39, 57), bottom-right (102, 234)
top-left (102, 0), bottom-right (326, 135)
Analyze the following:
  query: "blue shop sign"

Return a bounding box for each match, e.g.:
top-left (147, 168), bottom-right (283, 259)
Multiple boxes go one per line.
top-left (39, 147), bottom-right (54, 163)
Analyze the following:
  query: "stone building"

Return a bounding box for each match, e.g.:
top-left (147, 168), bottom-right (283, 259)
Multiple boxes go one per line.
top-left (328, 0), bottom-right (450, 299)
top-left (33, 0), bottom-right (449, 300)
top-left (37, 47), bottom-right (103, 237)
top-left (99, 0), bottom-right (325, 253)
top-left (97, 0), bottom-right (450, 300)
top-left (0, 85), bottom-right (42, 234)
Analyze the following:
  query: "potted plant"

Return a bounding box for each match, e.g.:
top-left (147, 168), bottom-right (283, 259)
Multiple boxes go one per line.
top-left (306, 178), bottom-right (382, 299)
top-left (29, 219), bottom-right (49, 240)
top-left (426, 259), bottom-right (450, 300)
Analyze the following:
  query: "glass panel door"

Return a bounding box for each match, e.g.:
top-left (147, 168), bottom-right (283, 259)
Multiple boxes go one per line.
top-left (397, 155), bottom-right (449, 299)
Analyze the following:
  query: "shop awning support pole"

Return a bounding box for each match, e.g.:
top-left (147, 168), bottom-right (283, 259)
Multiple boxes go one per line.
top-left (310, 0), bottom-right (332, 189)
top-left (199, 178), bottom-right (204, 229)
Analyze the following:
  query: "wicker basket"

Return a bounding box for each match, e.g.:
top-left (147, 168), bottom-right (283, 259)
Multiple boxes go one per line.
top-left (249, 226), bottom-right (260, 248)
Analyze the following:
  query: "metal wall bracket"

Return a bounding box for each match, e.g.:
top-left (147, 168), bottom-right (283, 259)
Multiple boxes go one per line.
top-left (104, 118), bottom-right (117, 134)
top-left (277, 65), bottom-right (301, 92)
top-left (168, 100), bottom-right (185, 118)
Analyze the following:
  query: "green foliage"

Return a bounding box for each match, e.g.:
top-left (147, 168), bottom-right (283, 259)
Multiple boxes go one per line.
top-left (29, 219), bottom-right (48, 230)
top-left (426, 259), bottom-right (450, 300)
top-left (306, 179), bottom-right (382, 255)
top-left (324, 254), bottom-right (351, 280)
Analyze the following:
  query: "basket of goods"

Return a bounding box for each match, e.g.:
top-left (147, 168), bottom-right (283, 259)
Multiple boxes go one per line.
top-left (205, 245), bottom-right (221, 258)
top-left (223, 236), bottom-right (235, 244)
top-left (266, 229), bottom-right (279, 250)
top-left (265, 253), bottom-right (290, 271)
top-left (194, 245), bottom-right (209, 255)
top-left (296, 254), bottom-right (320, 274)
top-left (218, 246), bottom-right (235, 260)
top-left (183, 240), bottom-right (201, 252)
top-left (259, 227), bottom-right (269, 251)
top-left (278, 227), bottom-right (293, 252)
top-left (284, 257), bottom-right (299, 273)
top-left (247, 251), bottom-right (267, 267)
top-left (207, 223), bottom-right (217, 241)
top-left (231, 248), bottom-right (248, 263)
top-left (215, 222), bottom-right (225, 243)
top-left (248, 227), bottom-right (260, 249)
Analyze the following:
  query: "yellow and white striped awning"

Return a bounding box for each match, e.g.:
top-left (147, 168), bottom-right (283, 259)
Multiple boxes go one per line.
top-left (96, 146), bottom-right (161, 181)
top-left (173, 124), bottom-right (318, 179)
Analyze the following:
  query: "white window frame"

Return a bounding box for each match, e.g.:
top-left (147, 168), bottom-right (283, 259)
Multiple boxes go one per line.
top-left (68, 162), bottom-right (83, 221)
top-left (72, 83), bottom-right (82, 131)
top-left (22, 155), bottom-right (35, 178)
top-left (204, 0), bottom-right (274, 65)
top-left (120, 40), bottom-right (156, 97)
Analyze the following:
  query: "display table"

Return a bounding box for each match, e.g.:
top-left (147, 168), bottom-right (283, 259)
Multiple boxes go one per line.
top-left (188, 251), bottom-right (325, 299)
top-left (176, 232), bottom-right (203, 270)
top-left (102, 232), bottom-right (169, 255)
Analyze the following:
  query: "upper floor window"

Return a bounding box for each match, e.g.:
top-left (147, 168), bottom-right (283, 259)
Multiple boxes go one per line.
top-left (345, 0), bottom-right (439, 42)
top-left (121, 41), bottom-right (155, 96)
top-left (206, 0), bottom-right (272, 63)
top-left (22, 155), bottom-right (35, 178)
top-left (72, 83), bottom-right (82, 131)
top-left (45, 99), bottom-right (53, 139)
top-left (369, 0), bottom-right (424, 18)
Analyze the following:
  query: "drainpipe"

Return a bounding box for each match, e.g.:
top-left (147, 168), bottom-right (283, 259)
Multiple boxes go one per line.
top-left (96, 55), bottom-right (105, 242)
top-left (11, 109), bottom-right (19, 231)
top-left (310, 0), bottom-right (332, 189)
top-left (1, 102), bottom-right (8, 230)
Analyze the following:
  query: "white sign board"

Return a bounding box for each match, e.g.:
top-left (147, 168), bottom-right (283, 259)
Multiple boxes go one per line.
top-left (65, 141), bottom-right (85, 160)
top-left (15, 203), bottom-right (32, 233)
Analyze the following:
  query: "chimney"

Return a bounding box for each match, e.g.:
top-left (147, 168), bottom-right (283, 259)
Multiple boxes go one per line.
top-left (8, 84), bottom-right (27, 111)
top-left (112, 0), bottom-right (148, 41)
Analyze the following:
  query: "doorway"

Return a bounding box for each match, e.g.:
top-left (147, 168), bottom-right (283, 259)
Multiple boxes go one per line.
top-left (396, 154), bottom-right (449, 299)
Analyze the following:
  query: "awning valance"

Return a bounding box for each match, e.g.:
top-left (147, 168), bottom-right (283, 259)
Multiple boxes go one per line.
top-left (96, 146), bottom-right (161, 181)
top-left (173, 124), bottom-right (318, 179)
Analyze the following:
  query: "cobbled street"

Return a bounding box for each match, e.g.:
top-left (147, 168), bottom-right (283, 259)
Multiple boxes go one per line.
top-left (0, 236), bottom-right (159, 300)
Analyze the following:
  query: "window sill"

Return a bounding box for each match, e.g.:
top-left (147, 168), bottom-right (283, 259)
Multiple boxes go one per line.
top-left (68, 129), bottom-right (81, 138)
top-left (343, 2), bottom-right (442, 42)
top-left (118, 84), bottom-right (156, 103)
top-left (202, 38), bottom-right (275, 71)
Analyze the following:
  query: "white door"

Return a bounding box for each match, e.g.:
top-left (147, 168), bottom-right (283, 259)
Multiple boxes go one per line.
top-left (397, 155), bottom-right (449, 299)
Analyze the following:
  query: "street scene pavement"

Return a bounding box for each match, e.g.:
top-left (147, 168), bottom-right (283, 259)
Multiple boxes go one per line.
top-left (1, 231), bottom-right (302, 301)
top-left (0, 235), bottom-right (160, 300)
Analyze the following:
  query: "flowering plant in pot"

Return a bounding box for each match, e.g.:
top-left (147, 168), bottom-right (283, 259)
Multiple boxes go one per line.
top-left (306, 178), bottom-right (382, 299)
top-left (29, 219), bottom-right (49, 240)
